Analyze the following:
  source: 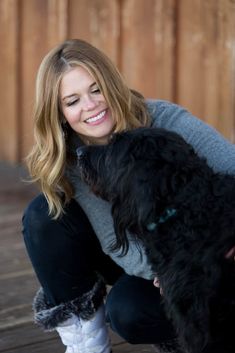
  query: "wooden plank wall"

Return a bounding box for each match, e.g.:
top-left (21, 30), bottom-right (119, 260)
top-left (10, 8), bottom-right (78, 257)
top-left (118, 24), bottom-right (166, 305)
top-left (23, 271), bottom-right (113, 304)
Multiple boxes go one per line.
top-left (0, 0), bottom-right (234, 163)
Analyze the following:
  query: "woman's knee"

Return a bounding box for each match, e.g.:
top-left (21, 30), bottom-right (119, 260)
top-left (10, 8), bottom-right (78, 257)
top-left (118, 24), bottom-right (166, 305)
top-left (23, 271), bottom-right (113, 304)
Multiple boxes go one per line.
top-left (106, 277), bottom-right (148, 344)
top-left (22, 194), bottom-right (104, 278)
top-left (22, 195), bottom-right (99, 304)
top-left (106, 300), bottom-right (137, 343)
top-left (22, 194), bottom-right (87, 241)
top-left (106, 275), bottom-right (174, 344)
top-left (22, 194), bottom-right (51, 241)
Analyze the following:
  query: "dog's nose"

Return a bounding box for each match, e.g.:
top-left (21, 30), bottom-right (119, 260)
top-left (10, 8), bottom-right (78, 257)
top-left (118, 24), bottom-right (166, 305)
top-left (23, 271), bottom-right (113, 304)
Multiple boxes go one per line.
top-left (76, 146), bottom-right (86, 159)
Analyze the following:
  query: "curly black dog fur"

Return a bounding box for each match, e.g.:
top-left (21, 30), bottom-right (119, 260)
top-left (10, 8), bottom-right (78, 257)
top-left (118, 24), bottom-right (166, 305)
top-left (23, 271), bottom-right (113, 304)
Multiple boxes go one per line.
top-left (77, 127), bottom-right (235, 353)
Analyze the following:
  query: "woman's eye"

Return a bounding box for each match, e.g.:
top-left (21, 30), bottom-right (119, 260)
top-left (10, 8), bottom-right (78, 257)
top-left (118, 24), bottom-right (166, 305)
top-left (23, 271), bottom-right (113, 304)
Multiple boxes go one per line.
top-left (91, 88), bottom-right (101, 94)
top-left (66, 99), bottom-right (78, 107)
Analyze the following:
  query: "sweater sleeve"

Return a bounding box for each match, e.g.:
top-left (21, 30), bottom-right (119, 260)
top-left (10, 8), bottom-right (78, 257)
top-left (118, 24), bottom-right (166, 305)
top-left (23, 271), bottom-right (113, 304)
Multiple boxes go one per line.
top-left (67, 170), bottom-right (154, 280)
top-left (147, 99), bottom-right (235, 175)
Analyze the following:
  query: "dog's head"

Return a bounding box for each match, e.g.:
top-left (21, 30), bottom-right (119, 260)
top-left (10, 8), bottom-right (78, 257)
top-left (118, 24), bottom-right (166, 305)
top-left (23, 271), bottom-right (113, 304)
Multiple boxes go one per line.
top-left (77, 127), bottom-right (206, 252)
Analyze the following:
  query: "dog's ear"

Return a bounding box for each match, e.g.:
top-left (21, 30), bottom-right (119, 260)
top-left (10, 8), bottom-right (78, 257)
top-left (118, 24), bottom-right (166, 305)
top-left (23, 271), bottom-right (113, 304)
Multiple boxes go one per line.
top-left (111, 184), bottom-right (156, 254)
top-left (111, 159), bottom-right (163, 241)
top-left (108, 128), bottom-right (205, 252)
top-left (110, 149), bottom-right (195, 246)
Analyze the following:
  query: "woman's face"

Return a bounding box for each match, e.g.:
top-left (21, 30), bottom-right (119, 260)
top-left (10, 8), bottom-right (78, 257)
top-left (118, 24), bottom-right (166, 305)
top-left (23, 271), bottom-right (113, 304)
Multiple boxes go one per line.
top-left (60, 66), bottom-right (115, 144)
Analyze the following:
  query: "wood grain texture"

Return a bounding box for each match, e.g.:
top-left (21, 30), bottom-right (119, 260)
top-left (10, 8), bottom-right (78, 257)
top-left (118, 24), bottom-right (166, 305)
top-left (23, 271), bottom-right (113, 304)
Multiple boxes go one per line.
top-left (0, 0), bottom-right (19, 162)
top-left (120, 0), bottom-right (177, 100)
top-left (67, 0), bottom-right (120, 64)
top-left (19, 0), bottom-right (69, 160)
top-left (0, 0), bottom-right (234, 161)
top-left (176, 0), bottom-right (235, 140)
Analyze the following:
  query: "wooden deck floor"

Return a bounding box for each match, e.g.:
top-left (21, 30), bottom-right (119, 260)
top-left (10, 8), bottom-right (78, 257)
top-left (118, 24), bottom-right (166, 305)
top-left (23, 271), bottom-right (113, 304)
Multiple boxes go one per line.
top-left (0, 162), bottom-right (155, 353)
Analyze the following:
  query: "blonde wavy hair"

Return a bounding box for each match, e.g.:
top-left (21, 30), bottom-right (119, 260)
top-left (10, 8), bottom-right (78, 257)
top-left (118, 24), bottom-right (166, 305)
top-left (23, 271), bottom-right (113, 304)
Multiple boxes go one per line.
top-left (26, 39), bottom-right (151, 218)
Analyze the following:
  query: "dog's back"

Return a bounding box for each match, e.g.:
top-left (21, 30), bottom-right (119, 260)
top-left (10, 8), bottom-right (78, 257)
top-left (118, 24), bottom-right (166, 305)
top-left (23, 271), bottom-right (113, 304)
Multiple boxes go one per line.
top-left (143, 164), bottom-right (235, 353)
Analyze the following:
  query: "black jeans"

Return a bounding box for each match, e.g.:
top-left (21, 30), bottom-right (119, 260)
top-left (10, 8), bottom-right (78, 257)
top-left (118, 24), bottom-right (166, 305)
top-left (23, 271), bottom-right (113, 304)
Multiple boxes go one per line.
top-left (22, 194), bottom-right (176, 344)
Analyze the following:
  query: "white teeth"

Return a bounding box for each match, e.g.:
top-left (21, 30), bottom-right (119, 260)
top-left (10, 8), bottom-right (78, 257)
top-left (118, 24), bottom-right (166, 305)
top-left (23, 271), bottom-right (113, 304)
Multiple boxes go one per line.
top-left (86, 110), bottom-right (106, 123)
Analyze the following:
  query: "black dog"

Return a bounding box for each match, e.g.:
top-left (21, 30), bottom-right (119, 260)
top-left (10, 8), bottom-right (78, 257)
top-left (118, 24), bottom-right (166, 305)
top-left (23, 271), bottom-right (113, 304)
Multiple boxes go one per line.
top-left (77, 127), bottom-right (235, 353)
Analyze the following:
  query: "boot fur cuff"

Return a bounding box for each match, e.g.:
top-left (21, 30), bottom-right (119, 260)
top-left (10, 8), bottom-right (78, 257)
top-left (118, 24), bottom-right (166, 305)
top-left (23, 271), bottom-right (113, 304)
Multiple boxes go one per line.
top-left (33, 277), bottom-right (106, 331)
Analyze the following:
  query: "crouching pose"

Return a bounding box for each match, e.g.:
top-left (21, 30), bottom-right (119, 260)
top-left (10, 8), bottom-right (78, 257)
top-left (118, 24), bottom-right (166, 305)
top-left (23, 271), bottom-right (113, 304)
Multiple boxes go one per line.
top-left (22, 39), bottom-right (235, 352)
top-left (77, 127), bottom-right (235, 353)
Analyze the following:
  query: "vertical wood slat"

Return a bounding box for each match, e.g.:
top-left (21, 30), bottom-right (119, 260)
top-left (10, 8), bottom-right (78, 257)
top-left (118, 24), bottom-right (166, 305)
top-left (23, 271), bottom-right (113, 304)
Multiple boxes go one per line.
top-left (0, 0), bottom-right (19, 162)
top-left (217, 0), bottom-right (235, 141)
top-left (47, 0), bottom-right (69, 48)
top-left (19, 0), bottom-right (47, 161)
top-left (120, 0), bottom-right (177, 101)
top-left (67, 0), bottom-right (120, 65)
top-left (20, 0), bottom-right (69, 160)
top-left (176, 0), bottom-right (235, 141)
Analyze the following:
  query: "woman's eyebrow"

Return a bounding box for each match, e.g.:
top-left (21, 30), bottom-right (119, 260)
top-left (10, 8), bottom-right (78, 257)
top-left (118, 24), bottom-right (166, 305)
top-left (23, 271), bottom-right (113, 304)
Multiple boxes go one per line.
top-left (62, 82), bottom-right (97, 101)
top-left (62, 94), bottom-right (77, 101)
top-left (90, 82), bottom-right (98, 89)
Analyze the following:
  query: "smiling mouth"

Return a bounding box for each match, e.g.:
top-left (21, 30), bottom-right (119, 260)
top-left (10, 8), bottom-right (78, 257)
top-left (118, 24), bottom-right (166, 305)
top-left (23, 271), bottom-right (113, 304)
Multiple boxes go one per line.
top-left (85, 110), bottom-right (106, 123)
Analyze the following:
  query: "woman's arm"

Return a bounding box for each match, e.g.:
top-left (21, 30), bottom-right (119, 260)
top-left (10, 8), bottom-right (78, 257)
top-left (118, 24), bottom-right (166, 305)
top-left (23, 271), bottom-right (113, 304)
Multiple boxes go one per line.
top-left (68, 171), bottom-right (154, 280)
top-left (147, 99), bottom-right (235, 175)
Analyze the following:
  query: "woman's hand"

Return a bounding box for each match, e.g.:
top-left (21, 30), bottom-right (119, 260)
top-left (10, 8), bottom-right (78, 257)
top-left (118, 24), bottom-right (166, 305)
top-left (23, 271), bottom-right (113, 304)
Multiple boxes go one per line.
top-left (153, 277), bottom-right (163, 295)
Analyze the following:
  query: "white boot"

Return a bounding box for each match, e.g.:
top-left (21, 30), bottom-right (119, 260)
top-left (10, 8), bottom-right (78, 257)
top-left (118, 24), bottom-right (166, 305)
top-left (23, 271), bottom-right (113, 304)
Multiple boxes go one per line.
top-left (56, 304), bottom-right (111, 353)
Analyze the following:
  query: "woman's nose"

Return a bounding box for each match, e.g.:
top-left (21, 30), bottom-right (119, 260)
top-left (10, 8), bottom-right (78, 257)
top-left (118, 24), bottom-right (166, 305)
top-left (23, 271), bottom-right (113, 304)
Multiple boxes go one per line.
top-left (82, 95), bottom-right (97, 111)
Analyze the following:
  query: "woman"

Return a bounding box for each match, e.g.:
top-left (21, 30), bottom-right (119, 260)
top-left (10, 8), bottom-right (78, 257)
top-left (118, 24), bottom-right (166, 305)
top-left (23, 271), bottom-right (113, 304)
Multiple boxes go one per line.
top-left (22, 39), bottom-right (235, 353)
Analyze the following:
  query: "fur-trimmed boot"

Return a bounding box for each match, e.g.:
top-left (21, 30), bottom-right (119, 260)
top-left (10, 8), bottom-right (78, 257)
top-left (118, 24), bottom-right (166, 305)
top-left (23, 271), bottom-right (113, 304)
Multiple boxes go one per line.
top-left (56, 304), bottom-right (111, 352)
top-left (33, 278), bottom-right (111, 352)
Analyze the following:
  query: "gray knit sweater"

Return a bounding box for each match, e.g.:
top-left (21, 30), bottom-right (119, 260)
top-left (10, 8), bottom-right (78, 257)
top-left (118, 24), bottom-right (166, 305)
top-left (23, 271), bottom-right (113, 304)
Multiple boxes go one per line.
top-left (68, 100), bottom-right (235, 280)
